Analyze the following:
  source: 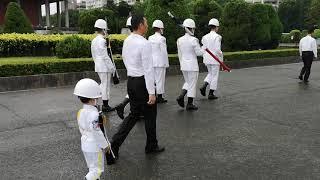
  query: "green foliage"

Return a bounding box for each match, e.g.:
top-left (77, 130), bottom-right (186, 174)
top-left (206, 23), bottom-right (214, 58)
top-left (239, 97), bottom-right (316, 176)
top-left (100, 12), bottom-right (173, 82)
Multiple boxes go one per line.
top-left (249, 3), bottom-right (271, 49)
top-left (0, 33), bottom-right (126, 57)
top-left (289, 29), bottom-right (302, 43)
top-left (79, 9), bottom-right (115, 34)
top-left (0, 49), bottom-right (301, 77)
top-left (192, 0), bottom-right (223, 38)
top-left (221, 0), bottom-right (251, 51)
top-left (145, 0), bottom-right (191, 53)
top-left (56, 35), bottom-right (91, 58)
top-left (267, 5), bottom-right (283, 49)
top-left (306, 0), bottom-right (320, 27)
top-left (132, 1), bottom-right (145, 14)
top-left (3, 2), bottom-right (33, 33)
top-left (278, 0), bottom-right (312, 32)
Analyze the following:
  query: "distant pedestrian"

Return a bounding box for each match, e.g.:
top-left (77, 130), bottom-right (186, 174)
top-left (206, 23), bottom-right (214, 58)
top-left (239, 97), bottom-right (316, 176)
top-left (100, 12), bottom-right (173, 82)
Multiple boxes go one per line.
top-left (299, 26), bottom-right (318, 83)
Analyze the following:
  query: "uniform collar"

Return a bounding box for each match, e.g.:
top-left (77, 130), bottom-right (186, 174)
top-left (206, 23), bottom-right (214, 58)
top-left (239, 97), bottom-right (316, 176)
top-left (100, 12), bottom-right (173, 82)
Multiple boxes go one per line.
top-left (155, 32), bottom-right (161, 36)
top-left (83, 104), bottom-right (98, 111)
top-left (210, 31), bottom-right (217, 34)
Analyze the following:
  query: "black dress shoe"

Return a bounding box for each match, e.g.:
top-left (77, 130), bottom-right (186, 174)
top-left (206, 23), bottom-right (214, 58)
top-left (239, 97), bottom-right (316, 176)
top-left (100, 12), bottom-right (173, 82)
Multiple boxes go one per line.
top-left (157, 97), bottom-right (168, 104)
top-left (176, 97), bottom-right (185, 107)
top-left (208, 94), bottom-right (218, 100)
top-left (115, 105), bottom-right (125, 119)
top-left (299, 76), bottom-right (303, 80)
top-left (186, 104), bottom-right (198, 111)
top-left (145, 146), bottom-right (165, 154)
top-left (200, 86), bottom-right (206, 96)
top-left (304, 80), bottom-right (309, 83)
top-left (102, 105), bottom-right (115, 113)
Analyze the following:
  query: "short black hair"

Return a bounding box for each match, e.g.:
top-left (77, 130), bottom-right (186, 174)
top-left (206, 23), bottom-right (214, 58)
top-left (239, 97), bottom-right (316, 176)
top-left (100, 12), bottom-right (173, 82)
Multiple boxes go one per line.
top-left (131, 14), bottom-right (145, 31)
top-left (308, 26), bottom-right (316, 34)
top-left (128, 26), bottom-right (133, 32)
top-left (79, 96), bottom-right (90, 104)
top-left (209, 25), bottom-right (217, 30)
top-left (95, 27), bottom-right (104, 33)
top-left (153, 27), bottom-right (161, 32)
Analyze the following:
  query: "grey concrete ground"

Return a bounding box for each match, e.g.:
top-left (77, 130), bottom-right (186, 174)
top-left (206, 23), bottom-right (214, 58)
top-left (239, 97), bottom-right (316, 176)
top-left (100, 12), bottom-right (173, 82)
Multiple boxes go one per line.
top-left (1, 62), bottom-right (320, 180)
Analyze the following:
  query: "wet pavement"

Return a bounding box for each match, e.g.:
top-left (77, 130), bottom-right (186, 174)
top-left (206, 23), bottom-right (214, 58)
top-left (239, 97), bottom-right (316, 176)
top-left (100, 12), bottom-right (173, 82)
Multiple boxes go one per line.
top-left (1, 62), bottom-right (320, 180)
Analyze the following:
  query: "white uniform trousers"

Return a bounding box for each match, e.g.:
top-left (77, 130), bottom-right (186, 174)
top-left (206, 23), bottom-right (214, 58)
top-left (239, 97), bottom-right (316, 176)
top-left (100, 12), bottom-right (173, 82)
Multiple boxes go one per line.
top-left (83, 151), bottom-right (104, 180)
top-left (154, 67), bottom-right (166, 95)
top-left (97, 72), bottom-right (112, 100)
top-left (182, 71), bottom-right (198, 98)
top-left (204, 64), bottom-right (220, 90)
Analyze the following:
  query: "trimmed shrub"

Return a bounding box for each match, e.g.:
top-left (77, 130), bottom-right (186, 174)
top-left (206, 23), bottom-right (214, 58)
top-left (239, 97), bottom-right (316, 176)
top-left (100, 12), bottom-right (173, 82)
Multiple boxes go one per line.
top-left (0, 33), bottom-right (127, 57)
top-left (145, 0), bottom-right (191, 53)
top-left (0, 49), bottom-right (301, 77)
top-left (221, 0), bottom-right (251, 51)
top-left (3, 2), bottom-right (33, 33)
top-left (289, 30), bottom-right (302, 43)
top-left (192, 0), bottom-right (223, 38)
top-left (56, 35), bottom-right (91, 58)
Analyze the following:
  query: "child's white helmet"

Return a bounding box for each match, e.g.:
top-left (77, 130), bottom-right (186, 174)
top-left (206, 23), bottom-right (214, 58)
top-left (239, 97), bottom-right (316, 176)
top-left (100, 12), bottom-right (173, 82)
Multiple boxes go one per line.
top-left (74, 78), bottom-right (102, 98)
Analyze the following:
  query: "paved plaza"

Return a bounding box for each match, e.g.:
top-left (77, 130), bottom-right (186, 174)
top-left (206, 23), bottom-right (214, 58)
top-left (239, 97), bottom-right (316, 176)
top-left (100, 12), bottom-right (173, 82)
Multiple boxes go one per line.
top-left (1, 62), bottom-right (320, 180)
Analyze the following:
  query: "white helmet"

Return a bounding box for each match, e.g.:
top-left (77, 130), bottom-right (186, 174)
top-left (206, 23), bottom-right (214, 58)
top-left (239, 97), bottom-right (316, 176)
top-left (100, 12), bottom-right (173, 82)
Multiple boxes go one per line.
top-left (126, 17), bottom-right (132, 27)
top-left (152, 20), bottom-right (164, 29)
top-left (74, 78), bottom-right (102, 99)
top-left (94, 19), bottom-right (108, 30)
top-left (209, 18), bottom-right (219, 27)
top-left (183, 18), bottom-right (196, 28)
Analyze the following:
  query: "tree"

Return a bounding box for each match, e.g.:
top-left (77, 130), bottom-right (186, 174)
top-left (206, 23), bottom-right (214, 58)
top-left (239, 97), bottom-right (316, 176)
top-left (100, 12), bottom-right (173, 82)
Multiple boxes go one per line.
top-left (3, 2), bottom-right (33, 33)
top-left (192, 0), bottom-right (222, 38)
top-left (266, 5), bottom-right (283, 49)
top-left (221, 0), bottom-right (251, 51)
top-left (118, 1), bottom-right (132, 17)
top-left (144, 0), bottom-right (191, 53)
top-left (249, 3), bottom-right (271, 49)
top-left (79, 9), bottom-right (115, 34)
top-left (306, 0), bottom-right (320, 27)
top-left (278, 0), bottom-right (311, 32)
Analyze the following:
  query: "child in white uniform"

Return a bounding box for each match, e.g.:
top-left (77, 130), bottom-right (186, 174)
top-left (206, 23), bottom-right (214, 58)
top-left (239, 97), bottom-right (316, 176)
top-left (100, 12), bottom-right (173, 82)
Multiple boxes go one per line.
top-left (74, 78), bottom-right (111, 180)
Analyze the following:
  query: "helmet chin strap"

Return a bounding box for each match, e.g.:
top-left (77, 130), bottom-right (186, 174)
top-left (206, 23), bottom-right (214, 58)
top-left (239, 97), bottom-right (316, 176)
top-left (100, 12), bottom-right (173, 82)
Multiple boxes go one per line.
top-left (185, 27), bottom-right (194, 36)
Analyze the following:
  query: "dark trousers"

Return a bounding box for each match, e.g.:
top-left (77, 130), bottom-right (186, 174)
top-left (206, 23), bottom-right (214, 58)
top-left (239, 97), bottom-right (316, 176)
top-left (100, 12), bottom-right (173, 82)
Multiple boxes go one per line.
top-left (300, 51), bottom-right (314, 81)
top-left (112, 76), bottom-right (158, 150)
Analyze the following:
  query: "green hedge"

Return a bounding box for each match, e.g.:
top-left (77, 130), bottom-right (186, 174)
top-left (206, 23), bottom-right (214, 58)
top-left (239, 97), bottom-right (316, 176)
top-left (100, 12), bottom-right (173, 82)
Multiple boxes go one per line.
top-left (0, 34), bottom-right (126, 57)
top-left (0, 49), bottom-right (302, 77)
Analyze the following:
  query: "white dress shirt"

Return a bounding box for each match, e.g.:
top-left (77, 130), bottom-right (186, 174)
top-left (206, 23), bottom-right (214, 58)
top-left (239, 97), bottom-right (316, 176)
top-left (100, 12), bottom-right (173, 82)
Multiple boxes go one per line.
top-left (202, 31), bottom-right (223, 65)
top-left (299, 35), bottom-right (318, 58)
top-left (177, 33), bottom-right (204, 71)
top-left (77, 104), bottom-right (109, 153)
top-left (91, 34), bottom-right (116, 73)
top-left (122, 33), bottom-right (155, 95)
top-left (148, 32), bottom-right (169, 68)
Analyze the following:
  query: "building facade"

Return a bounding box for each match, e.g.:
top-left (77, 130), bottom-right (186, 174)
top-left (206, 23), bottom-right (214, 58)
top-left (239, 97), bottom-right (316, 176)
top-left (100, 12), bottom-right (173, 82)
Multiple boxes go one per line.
top-left (245, 0), bottom-right (281, 7)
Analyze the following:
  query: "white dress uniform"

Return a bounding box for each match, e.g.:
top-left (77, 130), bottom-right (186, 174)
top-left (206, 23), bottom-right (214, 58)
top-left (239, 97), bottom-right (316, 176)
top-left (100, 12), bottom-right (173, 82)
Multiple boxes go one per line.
top-left (177, 33), bottom-right (204, 98)
top-left (91, 34), bottom-right (115, 100)
top-left (148, 32), bottom-right (169, 95)
top-left (201, 31), bottom-right (223, 90)
top-left (77, 104), bottom-right (110, 180)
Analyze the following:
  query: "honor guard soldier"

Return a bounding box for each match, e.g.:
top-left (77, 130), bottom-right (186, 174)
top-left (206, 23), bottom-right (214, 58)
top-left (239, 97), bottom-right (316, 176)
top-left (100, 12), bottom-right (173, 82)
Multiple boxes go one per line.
top-left (200, 18), bottom-right (222, 99)
top-left (110, 14), bottom-right (165, 163)
top-left (91, 19), bottom-right (116, 112)
top-left (176, 18), bottom-right (204, 111)
top-left (148, 20), bottom-right (169, 103)
top-left (299, 26), bottom-right (318, 83)
top-left (74, 78), bottom-right (111, 180)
